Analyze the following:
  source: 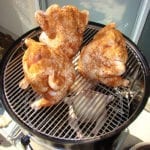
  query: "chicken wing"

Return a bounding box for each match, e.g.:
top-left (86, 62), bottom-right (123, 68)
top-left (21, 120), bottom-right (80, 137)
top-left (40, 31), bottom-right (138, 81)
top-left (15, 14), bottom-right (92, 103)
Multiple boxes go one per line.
top-left (35, 4), bottom-right (89, 58)
top-left (19, 38), bottom-right (76, 109)
top-left (78, 23), bottom-right (129, 87)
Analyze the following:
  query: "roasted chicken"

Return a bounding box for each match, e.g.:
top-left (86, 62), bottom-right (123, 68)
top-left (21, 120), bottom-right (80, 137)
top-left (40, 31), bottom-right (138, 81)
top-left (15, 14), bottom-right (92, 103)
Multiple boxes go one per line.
top-left (19, 5), bottom-right (89, 109)
top-left (19, 38), bottom-right (76, 109)
top-left (35, 4), bottom-right (89, 58)
top-left (78, 23), bottom-right (129, 87)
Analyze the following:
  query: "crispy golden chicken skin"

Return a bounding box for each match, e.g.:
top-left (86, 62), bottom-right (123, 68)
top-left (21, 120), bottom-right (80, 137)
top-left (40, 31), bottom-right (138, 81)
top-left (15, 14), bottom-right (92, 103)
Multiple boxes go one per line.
top-left (78, 23), bottom-right (129, 87)
top-left (35, 4), bottom-right (89, 58)
top-left (19, 38), bottom-right (76, 109)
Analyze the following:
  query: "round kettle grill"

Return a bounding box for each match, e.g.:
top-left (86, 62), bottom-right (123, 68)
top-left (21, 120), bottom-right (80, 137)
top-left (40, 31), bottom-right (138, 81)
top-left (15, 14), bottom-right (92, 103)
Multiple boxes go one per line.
top-left (0, 22), bottom-right (150, 147)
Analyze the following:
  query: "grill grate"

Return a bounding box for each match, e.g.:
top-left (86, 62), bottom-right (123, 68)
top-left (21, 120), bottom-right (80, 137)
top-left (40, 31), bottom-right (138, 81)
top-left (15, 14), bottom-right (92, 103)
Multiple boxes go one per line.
top-left (3, 24), bottom-right (145, 142)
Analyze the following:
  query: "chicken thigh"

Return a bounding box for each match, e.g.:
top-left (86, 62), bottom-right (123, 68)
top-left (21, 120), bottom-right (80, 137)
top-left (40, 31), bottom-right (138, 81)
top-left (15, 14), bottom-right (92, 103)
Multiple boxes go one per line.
top-left (35, 4), bottom-right (89, 58)
top-left (78, 23), bottom-right (129, 87)
top-left (19, 38), bottom-right (76, 109)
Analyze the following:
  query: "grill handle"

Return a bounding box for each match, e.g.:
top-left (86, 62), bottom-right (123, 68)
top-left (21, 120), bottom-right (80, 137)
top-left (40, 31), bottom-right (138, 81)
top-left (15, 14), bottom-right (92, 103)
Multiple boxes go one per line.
top-left (21, 135), bottom-right (33, 150)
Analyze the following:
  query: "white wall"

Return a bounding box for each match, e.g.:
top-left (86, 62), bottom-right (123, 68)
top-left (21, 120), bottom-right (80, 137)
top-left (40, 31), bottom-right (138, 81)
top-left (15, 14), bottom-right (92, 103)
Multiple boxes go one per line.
top-left (0, 0), bottom-right (38, 39)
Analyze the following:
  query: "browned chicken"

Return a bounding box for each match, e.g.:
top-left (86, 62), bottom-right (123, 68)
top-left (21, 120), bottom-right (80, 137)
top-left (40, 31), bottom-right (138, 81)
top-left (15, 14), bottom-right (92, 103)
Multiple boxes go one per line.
top-left (35, 4), bottom-right (89, 58)
top-left (78, 23), bottom-right (129, 87)
top-left (19, 38), bottom-right (76, 109)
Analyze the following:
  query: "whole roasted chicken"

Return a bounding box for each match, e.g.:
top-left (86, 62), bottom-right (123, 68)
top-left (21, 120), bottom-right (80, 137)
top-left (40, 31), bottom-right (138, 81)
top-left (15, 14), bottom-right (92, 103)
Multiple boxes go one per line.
top-left (19, 5), bottom-right (89, 109)
top-left (35, 4), bottom-right (89, 58)
top-left (78, 23), bottom-right (129, 87)
top-left (19, 38), bottom-right (76, 109)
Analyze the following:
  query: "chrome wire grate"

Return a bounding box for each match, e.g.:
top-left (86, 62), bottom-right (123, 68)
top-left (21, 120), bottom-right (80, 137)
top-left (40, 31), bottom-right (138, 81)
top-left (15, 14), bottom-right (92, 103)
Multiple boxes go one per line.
top-left (3, 24), bottom-right (145, 141)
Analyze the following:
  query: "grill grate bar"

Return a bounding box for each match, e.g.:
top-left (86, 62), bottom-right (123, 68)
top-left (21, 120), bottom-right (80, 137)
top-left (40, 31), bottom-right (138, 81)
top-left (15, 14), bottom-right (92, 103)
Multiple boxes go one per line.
top-left (101, 107), bottom-right (122, 135)
top-left (20, 94), bottom-right (41, 121)
top-left (29, 107), bottom-right (52, 127)
top-left (82, 27), bottom-right (98, 46)
top-left (5, 63), bottom-right (22, 85)
top-left (9, 92), bottom-right (32, 114)
top-left (47, 84), bottom-right (93, 135)
top-left (5, 53), bottom-right (23, 75)
top-left (37, 100), bottom-right (69, 131)
top-left (67, 96), bottom-right (108, 138)
top-left (21, 108), bottom-right (35, 123)
top-left (52, 91), bottom-right (106, 138)
top-left (109, 104), bottom-right (128, 120)
top-left (125, 48), bottom-right (143, 78)
top-left (94, 86), bottom-right (129, 122)
top-left (126, 62), bottom-right (140, 78)
top-left (55, 81), bottom-right (122, 138)
top-left (41, 77), bottom-right (93, 135)
top-left (5, 63), bottom-right (22, 82)
top-left (33, 102), bottom-right (64, 129)
top-left (32, 107), bottom-right (53, 127)
top-left (77, 95), bottom-right (127, 139)
top-left (8, 90), bottom-right (27, 107)
top-left (13, 91), bottom-right (35, 115)
top-left (45, 106), bottom-right (72, 135)
top-left (37, 103), bottom-right (66, 131)
top-left (87, 98), bottom-right (128, 134)
top-left (4, 74), bottom-right (23, 96)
